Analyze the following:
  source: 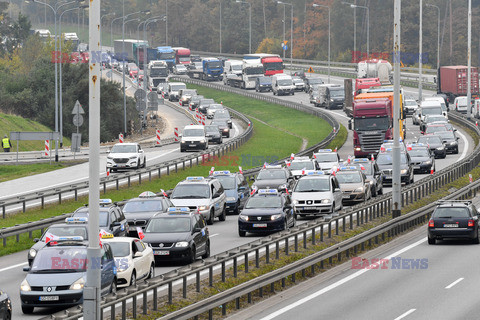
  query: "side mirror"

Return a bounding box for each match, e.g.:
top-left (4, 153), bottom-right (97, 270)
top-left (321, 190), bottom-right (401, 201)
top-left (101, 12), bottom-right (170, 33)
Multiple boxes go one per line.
top-left (192, 227), bottom-right (201, 234)
top-left (23, 266), bottom-right (31, 272)
top-left (134, 251), bottom-right (143, 258)
top-left (34, 238), bottom-right (40, 243)
top-left (111, 221), bottom-right (121, 227)
top-left (348, 119), bottom-right (353, 130)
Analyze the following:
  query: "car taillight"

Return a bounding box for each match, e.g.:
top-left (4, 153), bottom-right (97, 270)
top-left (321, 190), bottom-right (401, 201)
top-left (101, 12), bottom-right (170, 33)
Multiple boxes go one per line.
top-left (428, 219), bottom-right (435, 227)
top-left (468, 220), bottom-right (475, 227)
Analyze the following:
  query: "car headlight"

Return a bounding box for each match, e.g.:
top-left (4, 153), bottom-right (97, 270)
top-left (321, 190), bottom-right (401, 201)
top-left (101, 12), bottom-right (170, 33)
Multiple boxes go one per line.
top-left (330, 98), bottom-right (334, 102)
top-left (449, 141), bottom-right (457, 146)
top-left (369, 180), bottom-right (374, 185)
top-left (293, 200), bottom-right (299, 205)
top-left (354, 187), bottom-right (364, 193)
top-left (200, 139), bottom-right (206, 143)
top-left (322, 199), bottom-right (331, 204)
top-left (29, 248), bottom-right (37, 258)
top-left (175, 241), bottom-right (189, 247)
top-left (226, 197), bottom-right (236, 202)
top-left (400, 169), bottom-right (408, 174)
top-left (20, 279), bottom-right (31, 292)
top-left (69, 277), bottom-right (85, 290)
top-left (424, 160), bottom-right (432, 165)
top-left (239, 214), bottom-right (249, 221)
top-left (223, 128), bottom-right (229, 132)
top-left (198, 205), bottom-right (210, 211)
top-left (117, 262), bottom-right (129, 272)
top-left (271, 214), bottom-right (282, 221)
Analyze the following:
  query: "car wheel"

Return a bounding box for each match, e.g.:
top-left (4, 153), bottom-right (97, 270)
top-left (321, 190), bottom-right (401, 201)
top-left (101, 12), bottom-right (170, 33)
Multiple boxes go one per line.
top-left (5, 311), bottom-right (11, 320)
top-left (130, 271), bottom-right (136, 287)
top-left (473, 234), bottom-right (480, 244)
top-left (372, 186), bottom-right (377, 197)
top-left (378, 187), bottom-right (383, 195)
top-left (219, 206), bottom-right (226, 221)
top-left (189, 246), bottom-right (196, 263)
top-left (427, 237), bottom-right (436, 245)
top-left (142, 157), bottom-right (146, 168)
top-left (238, 229), bottom-right (246, 237)
top-left (206, 210), bottom-right (214, 225)
top-left (147, 263), bottom-right (155, 279)
top-left (180, 148), bottom-right (185, 153)
top-left (202, 240), bottom-right (210, 259)
top-left (22, 306), bottom-right (34, 314)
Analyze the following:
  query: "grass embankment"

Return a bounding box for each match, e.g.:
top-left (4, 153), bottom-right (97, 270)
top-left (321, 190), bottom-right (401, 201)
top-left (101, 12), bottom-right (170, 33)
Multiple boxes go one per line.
top-left (0, 89), bottom-right (347, 256)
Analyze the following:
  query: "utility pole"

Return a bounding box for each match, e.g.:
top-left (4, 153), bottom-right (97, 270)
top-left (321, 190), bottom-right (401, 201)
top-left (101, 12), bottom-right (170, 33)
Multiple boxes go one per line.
top-left (418, 0), bottom-right (423, 101)
top-left (467, 0), bottom-right (472, 118)
top-left (392, 0), bottom-right (401, 219)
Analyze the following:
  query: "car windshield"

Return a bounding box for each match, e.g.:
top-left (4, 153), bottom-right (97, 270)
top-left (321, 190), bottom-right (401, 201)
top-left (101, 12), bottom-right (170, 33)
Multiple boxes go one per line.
top-left (425, 126), bottom-right (447, 134)
top-left (182, 90), bottom-right (196, 96)
top-left (314, 153), bottom-right (338, 162)
top-left (264, 62), bottom-right (283, 70)
top-left (183, 129), bottom-right (204, 137)
top-left (336, 172), bottom-right (362, 183)
top-left (231, 64), bottom-right (242, 71)
top-left (354, 116), bottom-right (390, 131)
top-left (42, 226), bottom-right (88, 240)
top-left (330, 89), bottom-right (344, 98)
top-left (409, 149), bottom-right (430, 157)
top-left (111, 145), bottom-right (137, 153)
top-left (422, 107), bottom-right (442, 115)
top-left (405, 100), bottom-right (417, 106)
top-left (205, 126), bottom-right (219, 133)
top-left (376, 153), bottom-right (407, 165)
top-left (108, 242), bottom-right (130, 257)
top-left (294, 178), bottom-right (330, 192)
top-left (426, 116), bottom-right (446, 123)
top-left (206, 61), bottom-right (222, 68)
top-left (214, 176), bottom-right (236, 189)
top-left (171, 185), bottom-right (210, 199)
top-left (146, 217), bottom-right (191, 233)
top-left (257, 170), bottom-right (287, 180)
top-left (74, 211), bottom-right (109, 227)
top-left (259, 77), bottom-right (271, 84)
top-left (245, 66), bottom-right (264, 75)
top-left (245, 196), bottom-right (281, 209)
top-left (433, 207), bottom-right (470, 218)
top-left (418, 136), bottom-right (442, 145)
top-left (31, 247), bottom-right (87, 272)
top-left (176, 65), bottom-right (186, 70)
top-left (123, 200), bottom-right (164, 213)
top-left (308, 78), bottom-right (323, 85)
top-left (289, 161), bottom-right (315, 170)
top-left (278, 79), bottom-right (292, 86)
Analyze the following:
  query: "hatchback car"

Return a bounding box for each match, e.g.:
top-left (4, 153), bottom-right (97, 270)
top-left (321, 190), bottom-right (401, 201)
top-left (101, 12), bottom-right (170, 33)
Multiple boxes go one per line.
top-left (335, 167), bottom-right (372, 205)
top-left (20, 238), bottom-right (116, 314)
top-left (106, 142), bottom-right (146, 172)
top-left (312, 149), bottom-right (341, 173)
top-left (407, 143), bottom-right (435, 174)
top-left (420, 114), bottom-right (448, 133)
top-left (142, 208), bottom-right (210, 263)
top-left (173, 64), bottom-right (188, 75)
top-left (209, 170), bottom-right (250, 214)
top-left (210, 119), bottom-right (230, 138)
top-left (350, 158), bottom-right (384, 197)
top-left (428, 200), bottom-right (480, 244)
top-left (291, 171), bottom-right (343, 217)
top-left (189, 95), bottom-right (204, 111)
top-left (238, 189), bottom-right (295, 237)
top-left (434, 130), bottom-right (459, 154)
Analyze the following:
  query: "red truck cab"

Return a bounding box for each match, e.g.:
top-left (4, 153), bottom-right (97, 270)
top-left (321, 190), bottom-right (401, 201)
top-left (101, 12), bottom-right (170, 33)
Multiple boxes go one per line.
top-left (355, 78), bottom-right (382, 97)
top-left (262, 56), bottom-right (284, 76)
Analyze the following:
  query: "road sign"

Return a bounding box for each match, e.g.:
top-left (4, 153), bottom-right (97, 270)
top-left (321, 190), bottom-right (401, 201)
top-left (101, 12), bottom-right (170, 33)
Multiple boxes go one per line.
top-left (282, 44), bottom-right (288, 51)
top-left (147, 101), bottom-right (158, 111)
top-left (136, 100), bottom-right (147, 111)
top-left (73, 114), bottom-right (84, 126)
top-left (283, 40), bottom-right (288, 45)
top-left (134, 88), bottom-right (146, 101)
top-left (71, 100), bottom-right (85, 114)
top-left (147, 91), bottom-right (158, 102)
top-left (71, 133), bottom-right (81, 152)
top-left (308, 67), bottom-right (314, 73)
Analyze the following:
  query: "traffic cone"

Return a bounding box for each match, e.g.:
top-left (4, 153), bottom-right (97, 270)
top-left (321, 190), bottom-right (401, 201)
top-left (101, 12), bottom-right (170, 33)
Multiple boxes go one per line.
top-left (430, 168), bottom-right (434, 175)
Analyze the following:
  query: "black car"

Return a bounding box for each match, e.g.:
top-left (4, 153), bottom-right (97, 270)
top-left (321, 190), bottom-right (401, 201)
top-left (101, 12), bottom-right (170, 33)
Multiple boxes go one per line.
top-left (428, 200), bottom-right (480, 244)
top-left (121, 191), bottom-right (175, 237)
top-left (376, 151), bottom-right (414, 185)
top-left (417, 135), bottom-right (446, 158)
top-left (434, 130), bottom-right (459, 154)
top-left (0, 290), bottom-right (12, 320)
top-left (198, 98), bottom-right (215, 115)
top-left (210, 119), bottom-right (230, 138)
top-left (209, 170), bottom-right (251, 214)
top-left (407, 143), bottom-right (435, 174)
top-left (204, 125), bottom-right (223, 144)
top-left (73, 199), bottom-right (128, 237)
top-left (188, 95), bottom-right (204, 111)
top-left (350, 158), bottom-right (384, 197)
top-left (27, 218), bottom-right (89, 266)
top-left (142, 208), bottom-right (210, 263)
top-left (238, 189), bottom-right (295, 237)
top-left (213, 109), bottom-right (233, 129)
top-left (251, 165), bottom-right (294, 192)
top-left (255, 76), bottom-right (272, 92)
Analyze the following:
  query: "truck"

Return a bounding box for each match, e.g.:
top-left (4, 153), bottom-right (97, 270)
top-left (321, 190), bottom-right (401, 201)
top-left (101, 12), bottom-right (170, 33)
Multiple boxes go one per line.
top-left (223, 60), bottom-right (243, 85)
top-left (113, 39), bottom-right (148, 63)
top-left (147, 60), bottom-right (169, 91)
top-left (243, 53), bottom-right (284, 76)
top-left (156, 46), bottom-right (176, 71)
top-left (63, 32), bottom-right (80, 52)
top-left (137, 47), bottom-right (159, 69)
top-left (351, 88), bottom-right (406, 157)
top-left (187, 57), bottom-right (223, 81)
top-left (343, 78), bottom-right (382, 116)
top-left (437, 66), bottom-right (479, 104)
top-left (357, 59), bottom-right (392, 84)
top-left (172, 47), bottom-right (191, 65)
top-left (226, 61), bottom-right (264, 89)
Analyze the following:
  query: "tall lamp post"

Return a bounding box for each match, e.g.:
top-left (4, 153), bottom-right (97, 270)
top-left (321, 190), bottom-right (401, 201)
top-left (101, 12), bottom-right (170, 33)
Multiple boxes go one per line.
top-left (28, 0), bottom-right (77, 162)
top-left (277, 1), bottom-right (293, 72)
top-left (110, 15), bottom-right (123, 80)
top-left (344, 2), bottom-right (369, 59)
top-left (426, 3), bottom-right (440, 70)
top-left (236, 0), bottom-right (251, 54)
top-left (312, 3), bottom-right (330, 83)
top-left (419, 0), bottom-right (423, 101)
top-left (219, 0), bottom-right (222, 53)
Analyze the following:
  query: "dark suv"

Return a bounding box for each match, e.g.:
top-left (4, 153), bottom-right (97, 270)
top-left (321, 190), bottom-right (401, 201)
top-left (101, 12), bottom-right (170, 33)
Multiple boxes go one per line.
top-left (209, 170), bottom-right (251, 214)
top-left (428, 200), bottom-right (480, 244)
top-left (73, 199), bottom-right (128, 237)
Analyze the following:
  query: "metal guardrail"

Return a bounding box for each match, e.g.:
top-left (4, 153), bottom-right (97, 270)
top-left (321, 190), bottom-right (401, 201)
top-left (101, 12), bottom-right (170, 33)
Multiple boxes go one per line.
top-left (41, 93), bottom-right (480, 320)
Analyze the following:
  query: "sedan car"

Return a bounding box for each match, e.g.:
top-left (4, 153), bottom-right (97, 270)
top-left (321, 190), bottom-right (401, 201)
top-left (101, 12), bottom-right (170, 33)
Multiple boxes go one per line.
top-left (206, 104), bottom-right (224, 119)
top-left (420, 114), bottom-right (448, 133)
top-left (209, 170), bottom-right (250, 214)
top-left (335, 168), bottom-right (372, 205)
top-left (404, 99), bottom-right (418, 115)
top-left (102, 236), bottom-right (155, 288)
top-left (376, 152), bottom-right (414, 185)
top-left (425, 123), bottom-right (455, 135)
top-left (287, 156), bottom-right (319, 180)
top-left (408, 144), bottom-right (435, 174)
top-left (417, 135), bottom-right (446, 159)
top-left (106, 142), bottom-right (146, 172)
top-left (210, 119), bottom-right (230, 138)
top-left (434, 130), bottom-right (459, 154)
top-left (204, 125), bottom-right (223, 144)
top-left (173, 64), bottom-right (188, 75)
top-left (213, 109), bottom-right (233, 129)
top-left (350, 158), bottom-right (384, 197)
top-left (412, 108), bottom-right (421, 125)
top-left (251, 165), bottom-right (294, 192)
top-left (142, 208), bottom-right (210, 263)
top-left (428, 200), bottom-right (480, 244)
top-left (189, 95), bottom-right (204, 111)
top-left (0, 290), bottom-right (12, 320)
top-left (73, 199), bottom-right (128, 237)
top-left (238, 189), bottom-right (295, 237)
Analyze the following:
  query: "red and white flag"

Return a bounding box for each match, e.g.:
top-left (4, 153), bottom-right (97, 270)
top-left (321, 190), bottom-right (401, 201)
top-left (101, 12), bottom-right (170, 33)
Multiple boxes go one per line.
top-left (209, 167), bottom-right (215, 175)
top-left (290, 153), bottom-right (295, 160)
top-left (160, 189), bottom-right (168, 197)
top-left (238, 166), bottom-right (243, 174)
top-left (44, 232), bottom-right (58, 243)
top-left (137, 227), bottom-right (145, 240)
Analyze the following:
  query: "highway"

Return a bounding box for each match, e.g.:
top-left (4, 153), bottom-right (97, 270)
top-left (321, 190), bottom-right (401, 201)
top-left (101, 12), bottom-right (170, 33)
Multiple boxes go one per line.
top-left (0, 70), bottom-right (474, 319)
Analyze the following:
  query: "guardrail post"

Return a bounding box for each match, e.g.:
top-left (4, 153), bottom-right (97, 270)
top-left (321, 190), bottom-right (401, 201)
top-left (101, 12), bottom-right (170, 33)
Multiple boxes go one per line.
top-left (234, 257), bottom-right (238, 278)
top-left (127, 176), bottom-right (131, 188)
top-left (276, 242), bottom-right (280, 259)
top-left (256, 249), bottom-right (260, 268)
top-left (266, 245), bottom-right (270, 263)
top-left (209, 265), bottom-right (214, 286)
top-left (196, 270), bottom-right (201, 292)
top-left (183, 276), bottom-right (187, 298)
top-left (285, 238), bottom-right (289, 255)
top-left (168, 282), bottom-right (173, 304)
top-left (244, 253), bottom-right (249, 273)
top-left (222, 261), bottom-right (226, 282)
top-left (320, 225), bottom-right (324, 242)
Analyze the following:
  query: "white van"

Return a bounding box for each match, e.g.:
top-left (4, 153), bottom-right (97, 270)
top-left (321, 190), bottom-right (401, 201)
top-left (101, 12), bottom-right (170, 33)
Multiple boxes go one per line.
top-left (272, 74), bottom-right (294, 96)
top-left (180, 125), bottom-right (208, 152)
top-left (424, 96), bottom-right (448, 113)
top-left (420, 100), bottom-right (447, 122)
top-left (167, 82), bottom-right (186, 102)
top-left (454, 96), bottom-right (468, 113)
top-left (223, 60), bottom-right (243, 85)
top-left (421, 99), bottom-right (448, 118)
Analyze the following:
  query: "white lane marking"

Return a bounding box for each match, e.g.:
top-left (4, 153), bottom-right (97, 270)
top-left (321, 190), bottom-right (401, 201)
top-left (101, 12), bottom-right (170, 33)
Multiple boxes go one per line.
top-left (144, 148), bottom-right (178, 162)
top-left (329, 110), bottom-right (350, 120)
top-left (259, 237), bottom-right (426, 320)
top-left (393, 309), bottom-right (416, 320)
top-left (456, 130), bottom-right (469, 161)
top-left (0, 261), bottom-right (27, 273)
top-left (209, 233), bottom-right (219, 238)
top-left (445, 277), bottom-right (464, 289)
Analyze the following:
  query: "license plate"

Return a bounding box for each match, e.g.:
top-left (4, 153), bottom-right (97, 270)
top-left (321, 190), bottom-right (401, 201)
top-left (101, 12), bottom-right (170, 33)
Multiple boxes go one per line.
top-left (343, 195), bottom-right (351, 199)
top-left (189, 144), bottom-right (197, 147)
top-left (444, 224), bottom-right (458, 228)
top-left (154, 250), bottom-right (170, 255)
top-left (253, 224), bottom-right (267, 228)
top-left (118, 164), bottom-right (126, 167)
top-left (414, 166), bottom-right (420, 170)
top-left (40, 296), bottom-right (59, 301)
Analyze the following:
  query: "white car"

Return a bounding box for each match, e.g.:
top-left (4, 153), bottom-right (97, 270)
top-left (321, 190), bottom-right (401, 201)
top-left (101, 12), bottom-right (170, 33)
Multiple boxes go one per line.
top-left (106, 142), bottom-right (146, 172)
top-left (312, 149), bottom-right (341, 173)
top-left (102, 236), bottom-right (155, 288)
top-left (173, 64), bottom-right (188, 75)
top-left (454, 96), bottom-right (468, 113)
top-left (206, 104), bottom-right (224, 119)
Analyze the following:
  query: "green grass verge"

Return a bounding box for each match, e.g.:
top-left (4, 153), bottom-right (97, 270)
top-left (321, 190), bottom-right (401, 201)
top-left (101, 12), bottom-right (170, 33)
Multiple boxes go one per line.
top-left (0, 161), bottom-right (86, 182)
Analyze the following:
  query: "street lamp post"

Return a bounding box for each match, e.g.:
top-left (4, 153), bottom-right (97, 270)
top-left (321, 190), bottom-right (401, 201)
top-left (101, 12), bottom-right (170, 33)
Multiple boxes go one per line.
top-left (236, 0), bottom-right (251, 54)
top-left (313, 3), bottom-right (330, 83)
top-left (419, 0), bottom-right (423, 101)
top-left (219, 0), bottom-right (222, 53)
top-left (344, 2), bottom-right (369, 59)
top-left (110, 15), bottom-right (123, 80)
top-left (426, 3), bottom-right (440, 70)
top-left (277, 1), bottom-right (293, 72)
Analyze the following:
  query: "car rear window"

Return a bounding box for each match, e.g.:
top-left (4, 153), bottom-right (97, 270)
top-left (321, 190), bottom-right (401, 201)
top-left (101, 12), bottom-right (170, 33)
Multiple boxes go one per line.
top-left (433, 207), bottom-right (470, 218)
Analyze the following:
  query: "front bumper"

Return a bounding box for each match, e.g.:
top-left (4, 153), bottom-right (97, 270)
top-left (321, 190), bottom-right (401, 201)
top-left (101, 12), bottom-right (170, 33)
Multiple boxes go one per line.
top-left (294, 203), bottom-right (333, 215)
top-left (107, 158), bottom-right (140, 170)
top-left (180, 141), bottom-right (207, 151)
top-left (432, 148), bottom-right (447, 158)
top-left (151, 246), bottom-right (193, 262)
top-left (238, 219), bottom-right (286, 234)
top-left (413, 163), bottom-right (433, 174)
top-left (21, 290), bottom-right (83, 308)
top-left (225, 201), bottom-right (239, 213)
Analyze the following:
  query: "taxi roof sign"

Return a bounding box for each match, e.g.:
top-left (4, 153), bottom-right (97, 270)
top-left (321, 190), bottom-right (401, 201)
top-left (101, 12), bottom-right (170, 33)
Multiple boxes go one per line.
top-left (339, 166), bottom-right (358, 171)
top-left (100, 233), bottom-right (114, 239)
top-left (65, 217), bottom-right (88, 224)
top-left (100, 199), bottom-right (113, 205)
top-left (292, 156), bottom-right (311, 161)
top-left (305, 170), bottom-right (325, 175)
top-left (258, 189), bottom-right (279, 195)
top-left (186, 176), bottom-right (205, 181)
top-left (167, 207), bottom-right (190, 212)
top-left (139, 191), bottom-right (157, 198)
top-left (317, 149), bottom-right (333, 153)
top-left (263, 164), bottom-right (283, 169)
top-left (212, 170), bottom-right (231, 175)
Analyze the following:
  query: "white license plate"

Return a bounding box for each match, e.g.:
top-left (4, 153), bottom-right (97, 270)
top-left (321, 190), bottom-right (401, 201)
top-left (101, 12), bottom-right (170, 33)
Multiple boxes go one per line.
top-left (154, 250), bottom-right (170, 255)
top-left (253, 223), bottom-right (267, 228)
top-left (189, 144), bottom-right (197, 147)
top-left (117, 164), bottom-right (126, 167)
top-left (343, 195), bottom-right (351, 199)
top-left (444, 224), bottom-right (458, 228)
top-left (40, 296), bottom-right (59, 301)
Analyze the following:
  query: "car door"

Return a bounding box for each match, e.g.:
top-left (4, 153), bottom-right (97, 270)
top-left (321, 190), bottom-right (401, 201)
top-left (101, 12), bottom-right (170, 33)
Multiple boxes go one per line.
top-left (212, 181), bottom-right (225, 216)
top-left (109, 210), bottom-right (121, 236)
top-left (100, 245), bottom-right (115, 293)
top-left (283, 195), bottom-right (294, 225)
top-left (237, 175), bottom-right (250, 208)
top-left (133, 239), bottom-right (148, 279)
top-left (192, 215), bottom-right (206, 254)
top-left (373, 163), bottom-right (383, 191)
top-left (332, 177), bottom-right (343, 211)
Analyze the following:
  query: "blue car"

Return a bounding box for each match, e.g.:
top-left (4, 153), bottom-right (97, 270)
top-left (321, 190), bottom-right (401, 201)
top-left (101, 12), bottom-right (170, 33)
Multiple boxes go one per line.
top-left (20, 237), bottom-right (117, 314)
top-left (209, 170), bottom-right (251, 214)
